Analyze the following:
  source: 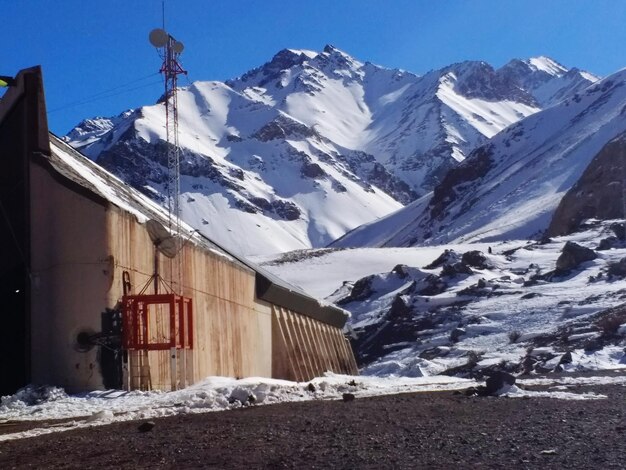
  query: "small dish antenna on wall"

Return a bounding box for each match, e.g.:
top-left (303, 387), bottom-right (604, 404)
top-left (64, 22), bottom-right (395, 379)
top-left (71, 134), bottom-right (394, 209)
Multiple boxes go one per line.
top-left (146, 219), bottom-right (178, 259)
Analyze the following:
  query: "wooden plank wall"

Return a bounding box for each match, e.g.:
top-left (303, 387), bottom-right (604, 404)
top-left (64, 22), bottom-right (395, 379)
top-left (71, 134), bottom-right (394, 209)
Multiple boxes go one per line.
top-left (106, 209), bottom-right (273, 391)
top-left (271, 306), bottom-right (358, 382)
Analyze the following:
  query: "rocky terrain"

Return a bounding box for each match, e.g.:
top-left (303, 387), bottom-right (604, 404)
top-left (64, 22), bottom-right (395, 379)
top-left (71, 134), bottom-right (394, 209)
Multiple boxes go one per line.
top-left (1, 373), bottom-right (626, 469)
top-left (259, 220), bottom-right (626, 376)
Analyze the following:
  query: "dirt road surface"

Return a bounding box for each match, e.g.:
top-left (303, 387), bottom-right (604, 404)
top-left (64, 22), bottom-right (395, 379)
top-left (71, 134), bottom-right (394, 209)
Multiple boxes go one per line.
top-left (1, 380), bottom-right (625, 469)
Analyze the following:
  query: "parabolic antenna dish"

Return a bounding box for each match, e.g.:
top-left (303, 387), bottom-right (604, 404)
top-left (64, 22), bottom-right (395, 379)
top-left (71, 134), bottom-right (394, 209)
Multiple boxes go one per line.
top-left (149, 28), bottom-right (169, 48)
top-left (157, 237), bottom-right (178, 259)
top-left (146, 219), bottom-right (178, 258)
top-left (172, 40), bottom-right (184, 54)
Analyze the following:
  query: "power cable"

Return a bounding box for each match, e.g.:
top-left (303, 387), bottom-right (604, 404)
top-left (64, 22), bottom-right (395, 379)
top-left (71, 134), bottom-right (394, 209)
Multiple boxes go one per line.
top-left (48, 73), bottom-right (162, 114)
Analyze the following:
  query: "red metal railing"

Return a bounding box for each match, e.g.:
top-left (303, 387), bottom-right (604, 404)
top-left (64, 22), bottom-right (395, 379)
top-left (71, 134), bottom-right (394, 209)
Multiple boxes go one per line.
top-left (122, 293), bottom-right (193, 350)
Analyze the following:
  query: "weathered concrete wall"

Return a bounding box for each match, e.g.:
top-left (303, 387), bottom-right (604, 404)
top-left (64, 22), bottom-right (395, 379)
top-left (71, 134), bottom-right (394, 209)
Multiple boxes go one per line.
top-left (15, 66), bottom-right (358, 394)
top-left (272, 306), bottom-right (358, 382)
top-left (30, 161), bottom-right (112, 391)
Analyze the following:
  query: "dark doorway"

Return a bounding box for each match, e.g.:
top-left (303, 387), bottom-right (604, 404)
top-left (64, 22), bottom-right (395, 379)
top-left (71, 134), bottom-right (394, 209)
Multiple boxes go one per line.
top-left (0, 91), bottom-right (30, 396)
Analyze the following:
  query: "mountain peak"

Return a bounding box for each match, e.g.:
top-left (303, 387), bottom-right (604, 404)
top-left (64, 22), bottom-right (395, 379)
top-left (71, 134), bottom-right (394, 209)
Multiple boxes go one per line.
top-left (321, 44), bottom-right (359, 63)
top-left (526, 56), bottom-right (567, 76)
top-left (501, 56), bottom-right (567, 77)
top-left (229, 48), bottom-right (316, 89)
top-left (268, 48), bottom-right (313, 69)
top-left (65, 47), bottom-right (606, 255)
top-left (315, 44), bottom-right (363, 76)
top-left (445, 60), bottom-right (494, 75)
top-left (322, 44), bottom-right (344, 54)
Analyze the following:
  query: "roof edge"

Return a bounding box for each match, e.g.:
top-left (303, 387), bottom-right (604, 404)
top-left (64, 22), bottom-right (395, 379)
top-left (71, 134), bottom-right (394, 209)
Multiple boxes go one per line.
top-left (0, 66), bottom-right (50, 155)
top-left (256, 273), bottom-right (348, 328)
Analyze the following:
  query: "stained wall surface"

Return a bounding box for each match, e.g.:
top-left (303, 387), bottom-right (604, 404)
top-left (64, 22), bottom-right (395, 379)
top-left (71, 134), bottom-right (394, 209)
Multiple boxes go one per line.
top-left (30, 161), bottom-right (275, 391)
top-left (271, 306), bottom-right (359, 382)
top-left (108, 209), bottom-right (273, 390)
top-left (30, 161), bottom-right (112, 391)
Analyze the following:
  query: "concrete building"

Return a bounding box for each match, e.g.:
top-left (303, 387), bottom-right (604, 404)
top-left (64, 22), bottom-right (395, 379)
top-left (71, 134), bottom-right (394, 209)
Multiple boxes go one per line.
top-left (0, 67), bottom-right (357, 395)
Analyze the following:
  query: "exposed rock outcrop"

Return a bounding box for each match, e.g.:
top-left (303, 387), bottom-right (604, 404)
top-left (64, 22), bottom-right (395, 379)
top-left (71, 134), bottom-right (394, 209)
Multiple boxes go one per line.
top-left (547, 133), bottom-right (626, 237)
top-left (555, 241), bottom-right (597, 272)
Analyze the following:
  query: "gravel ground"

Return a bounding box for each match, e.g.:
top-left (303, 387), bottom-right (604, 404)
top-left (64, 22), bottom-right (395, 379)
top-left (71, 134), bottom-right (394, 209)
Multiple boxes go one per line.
top-left (1, 381), bottom-right (626, 469)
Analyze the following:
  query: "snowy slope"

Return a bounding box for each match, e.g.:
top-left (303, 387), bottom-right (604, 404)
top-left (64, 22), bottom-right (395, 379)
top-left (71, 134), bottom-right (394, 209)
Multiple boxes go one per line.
top-left (334, 68), bottom-right (626, 249)
top-left (65, 46), bottom-right (597, 255)
top-left (67, 81), bottom-right (404, 255)
top-left (258, 220), bottom-right (626, 376)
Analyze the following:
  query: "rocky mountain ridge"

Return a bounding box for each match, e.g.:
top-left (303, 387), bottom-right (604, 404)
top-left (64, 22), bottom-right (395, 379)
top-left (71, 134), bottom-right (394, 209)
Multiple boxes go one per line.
top-left (333, 67), bottom-right (626, 250)
top-left (65, 46), bottom-right (597, 255)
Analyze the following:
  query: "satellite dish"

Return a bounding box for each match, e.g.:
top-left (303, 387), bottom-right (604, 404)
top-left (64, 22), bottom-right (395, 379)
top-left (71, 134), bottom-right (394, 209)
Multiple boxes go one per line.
top-left (146, 219), bottom-right (178, 258)
top-left (157, 236), bottom-right (178, 259)
top-left (172, 40), bottom-right (184, 54)
top-left (149, 28), bottom-right (169, 48)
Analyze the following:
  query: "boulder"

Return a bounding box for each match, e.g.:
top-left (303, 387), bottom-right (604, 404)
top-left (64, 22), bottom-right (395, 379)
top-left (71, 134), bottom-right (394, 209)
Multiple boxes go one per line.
top-left (441, 262), bottom-right (473, 277)
top-left (597, 236), bottom-right (618, 251)
top-left (558, 351), bottom-right (573, 365)
top-left (137, 421), bottom-right (155, 433)
top-left (387, 295), bottom-right (413, 319)
top-left (611, 222), bottom-right (626, 240)
top-left (417, 274), bottom-right (447, 295)
top-left (424, 249), bottom-right (461, 269)
top-left (555, 241), bottom-right (597, 272)
top-left (301, 162), bottom-right (327, 179)
top-left (450, 328), bottom-right (466, 343)
top-left (392, 264), bottom-right (410, 279)
top-left (461, 250), bottom-right (490, 269)
top-left (608, 257), bottom-right (626, 277)
top-left (484, 371), bottom-right (516, 395)
top-left (338, 275), bottom-right (375, 305)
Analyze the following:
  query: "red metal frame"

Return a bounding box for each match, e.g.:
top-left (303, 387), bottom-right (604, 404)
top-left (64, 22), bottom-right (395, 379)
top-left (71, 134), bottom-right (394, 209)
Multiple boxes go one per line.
top-left (122, 293), bottom-right (193, 351)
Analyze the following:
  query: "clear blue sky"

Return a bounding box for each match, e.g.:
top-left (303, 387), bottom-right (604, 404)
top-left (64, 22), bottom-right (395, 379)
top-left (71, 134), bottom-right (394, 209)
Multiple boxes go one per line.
top-left (3, 0), bottom-right (625, 135)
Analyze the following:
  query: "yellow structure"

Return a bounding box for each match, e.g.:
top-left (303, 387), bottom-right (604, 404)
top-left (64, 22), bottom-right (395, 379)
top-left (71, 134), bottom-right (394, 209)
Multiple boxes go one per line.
top-left (0, 67), bottom-right (357, 394)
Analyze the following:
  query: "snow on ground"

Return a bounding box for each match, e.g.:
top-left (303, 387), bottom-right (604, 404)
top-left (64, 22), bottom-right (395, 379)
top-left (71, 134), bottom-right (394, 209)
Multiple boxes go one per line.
top-left (0, 374), bottom-right (473, 442)
top-left (257, 221), bottom-right (626, 376)
top-left (517, 372), bottom-right (626, 388)
top-left (6, 221), bottom-right (624, 441)
top-left (1, 369), bottom-right (613, 443)
top-left (253, 242), bottom-right (497, 299)
top-left (503, 386), bottom-right (606, 401)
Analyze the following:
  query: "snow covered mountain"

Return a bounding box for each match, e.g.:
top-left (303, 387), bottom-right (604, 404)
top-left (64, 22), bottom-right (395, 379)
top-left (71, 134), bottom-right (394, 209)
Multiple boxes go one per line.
top-left (65, 46), bottom-right (597, 255)
top-left (334, 67), bottom-right (626, 249)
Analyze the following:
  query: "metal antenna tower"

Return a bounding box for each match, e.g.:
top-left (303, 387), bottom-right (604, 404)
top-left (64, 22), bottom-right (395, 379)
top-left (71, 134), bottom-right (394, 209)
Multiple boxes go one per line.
top-left (149, 27), bottom-right (187, 292)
